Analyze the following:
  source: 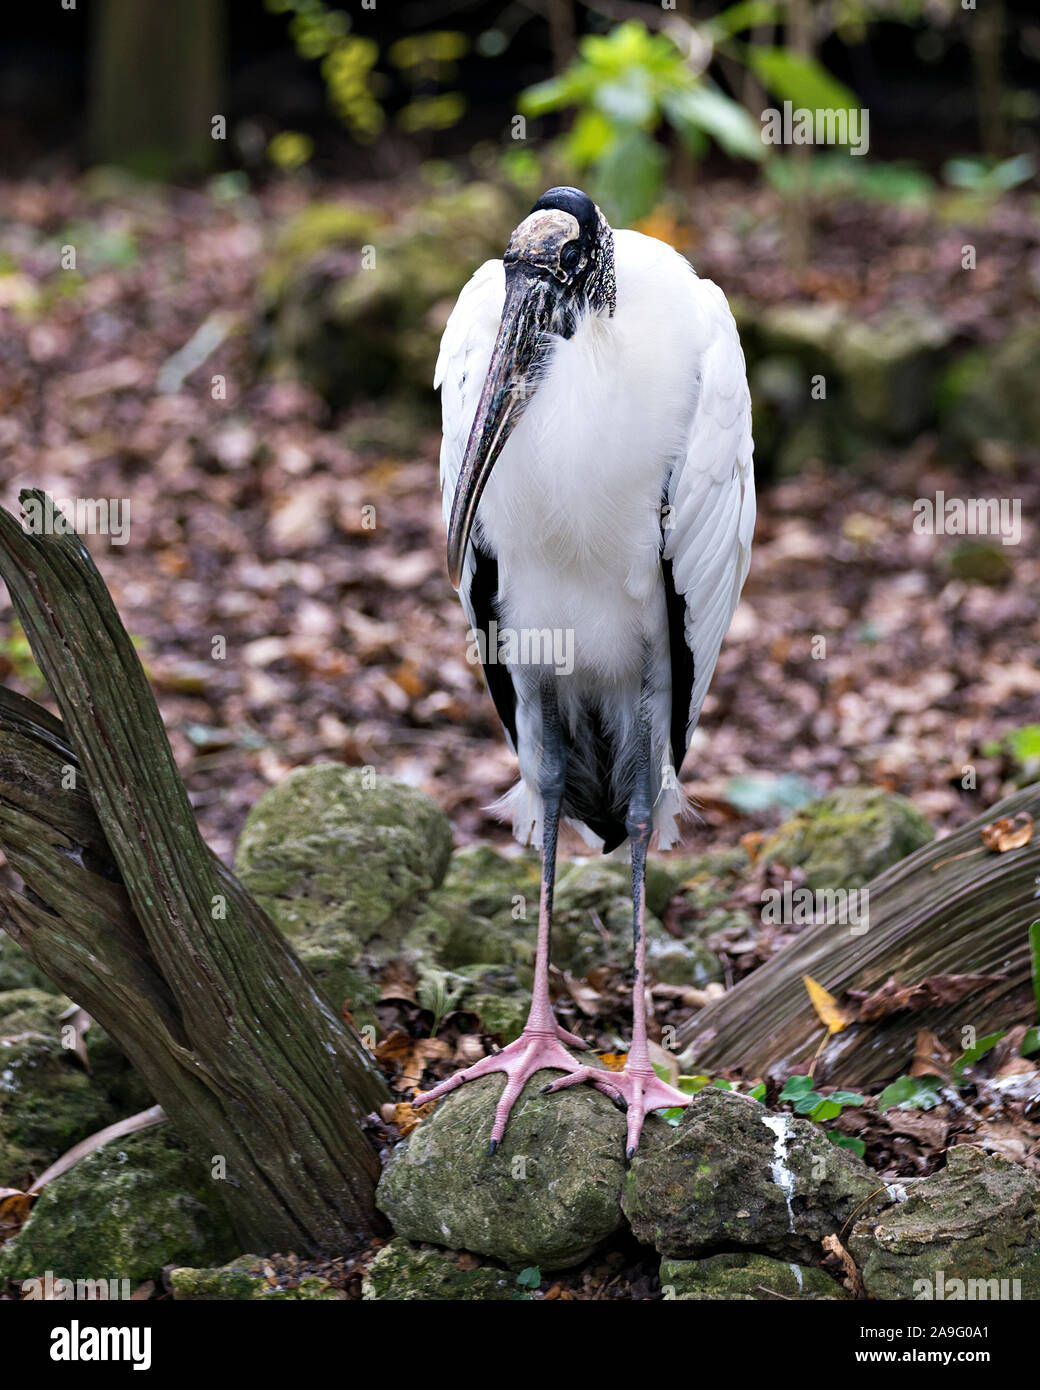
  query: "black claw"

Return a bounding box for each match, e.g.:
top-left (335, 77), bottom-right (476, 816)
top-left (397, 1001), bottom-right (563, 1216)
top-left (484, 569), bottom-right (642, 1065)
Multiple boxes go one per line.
top-left (488, 1139), bottom-right (498, 1156)
top-left (626, 1145), bottom-right (636, 1160)
top-left (613, 1094), bottom-right (629, 1113)
top-left (539, 1083), bottom-right (553, 1094)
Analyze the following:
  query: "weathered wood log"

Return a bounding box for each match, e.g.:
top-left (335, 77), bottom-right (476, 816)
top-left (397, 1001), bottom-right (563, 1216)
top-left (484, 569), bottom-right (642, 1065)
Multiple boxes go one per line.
top-left (0, 492), bottom-right (388, 1255)
top-left (677, 783), bottom-right (1040, 1087)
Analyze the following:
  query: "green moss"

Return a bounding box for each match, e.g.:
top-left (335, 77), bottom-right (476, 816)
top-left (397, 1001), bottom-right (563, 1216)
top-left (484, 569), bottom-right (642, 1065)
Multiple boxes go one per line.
top-left (235, 764), bottom-right (453, 1009)
top-left (171, 1254), bottom-right (345, 1300)
top-left (0, 990), bottom-right (121, 1189)
top-left (850, 1146), bottom-right (1040, 1300)
top-left (763, 787), bottom-right (933, 890)
top-left (661, 1252), bottom-right (847, 1300)
top-left (363, 1239), bottom-right (515, 1300)
top-left (0, 1128), bottom-right (236, 1285)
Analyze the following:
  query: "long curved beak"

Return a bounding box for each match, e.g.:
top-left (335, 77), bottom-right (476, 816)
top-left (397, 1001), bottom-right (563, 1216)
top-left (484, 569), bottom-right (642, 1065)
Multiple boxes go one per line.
top-left (446, 268), bottom-right (559, 588)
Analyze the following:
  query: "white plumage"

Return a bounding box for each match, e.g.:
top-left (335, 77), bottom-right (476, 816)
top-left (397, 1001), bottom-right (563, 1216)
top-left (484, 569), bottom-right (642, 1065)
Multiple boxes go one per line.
top-left (435, 225), bottom-right (755, 851)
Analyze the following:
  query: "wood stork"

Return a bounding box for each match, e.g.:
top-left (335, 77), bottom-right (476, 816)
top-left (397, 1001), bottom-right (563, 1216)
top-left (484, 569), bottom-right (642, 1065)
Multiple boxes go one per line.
top-left (414, 187), bottom-right (755, 1156)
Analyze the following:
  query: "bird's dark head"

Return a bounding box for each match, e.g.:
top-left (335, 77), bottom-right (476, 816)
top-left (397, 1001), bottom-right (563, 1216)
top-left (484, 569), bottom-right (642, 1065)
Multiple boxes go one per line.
top-left (445, 187), bottom-right (615, 587)
top-left (504, 187), bottom-right (616, 324)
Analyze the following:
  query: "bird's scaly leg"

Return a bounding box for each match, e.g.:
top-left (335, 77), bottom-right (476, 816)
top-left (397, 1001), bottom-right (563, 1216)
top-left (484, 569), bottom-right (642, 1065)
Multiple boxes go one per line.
top-left (413, 680), bottom-right (584, 1151)
top-left (544, 706), bottom-right (691, 1156)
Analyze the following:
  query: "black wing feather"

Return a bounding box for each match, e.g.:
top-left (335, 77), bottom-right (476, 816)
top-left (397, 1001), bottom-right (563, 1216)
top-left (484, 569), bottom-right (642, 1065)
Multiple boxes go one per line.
top-left (467, 544), bottom-right (518, 749)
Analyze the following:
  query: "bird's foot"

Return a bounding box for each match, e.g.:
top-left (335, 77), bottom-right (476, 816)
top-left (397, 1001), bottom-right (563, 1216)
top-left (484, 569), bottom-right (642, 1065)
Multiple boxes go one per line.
top-left (543, 1063), bottom-right (691, 1158)
top-left (413, 1026), bottom-right (583, 1152)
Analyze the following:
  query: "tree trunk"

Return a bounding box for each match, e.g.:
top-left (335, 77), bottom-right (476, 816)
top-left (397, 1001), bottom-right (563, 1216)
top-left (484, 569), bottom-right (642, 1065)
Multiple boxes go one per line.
top-left (677, 783), bottom-right (1040, 1088)
top-left (0, 492), bottom-right (388, 1256)
top-left (88, 0), bottom-right (224, 176)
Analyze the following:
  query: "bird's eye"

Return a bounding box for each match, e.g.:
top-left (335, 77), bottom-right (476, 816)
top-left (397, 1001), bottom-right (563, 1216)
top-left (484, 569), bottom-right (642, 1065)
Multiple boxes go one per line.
top-left (559, 241), bottom-right (580, 270)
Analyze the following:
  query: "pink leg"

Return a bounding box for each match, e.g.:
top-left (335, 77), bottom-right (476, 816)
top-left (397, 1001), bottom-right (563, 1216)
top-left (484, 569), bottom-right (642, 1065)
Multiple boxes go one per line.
top-left (414, 688), bottom-right (585, 1151)
top-left (545, 744), bottom-right (690, 1156)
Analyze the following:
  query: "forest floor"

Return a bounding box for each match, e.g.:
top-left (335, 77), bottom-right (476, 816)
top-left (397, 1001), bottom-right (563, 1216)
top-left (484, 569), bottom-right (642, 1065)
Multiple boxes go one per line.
top-left (1, 172), bottom-right (1038, 1300)
top-left (1, 172), bottom-right (1038, 866)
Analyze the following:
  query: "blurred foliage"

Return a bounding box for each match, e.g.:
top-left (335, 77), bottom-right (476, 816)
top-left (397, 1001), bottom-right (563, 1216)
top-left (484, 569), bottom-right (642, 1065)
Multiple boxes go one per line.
top-left (942, 153), bottom-right (1037, 196)
top-left (267, 0), bottom-right (469, 147)
top-left (519, 13), bottom-right (862, 225)
top-left (267, 130), bottom-right (315, 169)
top-left (521, 19), bottom-right (762, 224)
top-left (266, 0), bottom-right (384, 140)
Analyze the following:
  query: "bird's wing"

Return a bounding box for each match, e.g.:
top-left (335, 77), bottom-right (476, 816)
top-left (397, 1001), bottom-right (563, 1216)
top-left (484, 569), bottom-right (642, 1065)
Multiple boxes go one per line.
top-left (434, 259), bottom-right (519, 750)
top-left (663, 276), bottom-right (755, 769)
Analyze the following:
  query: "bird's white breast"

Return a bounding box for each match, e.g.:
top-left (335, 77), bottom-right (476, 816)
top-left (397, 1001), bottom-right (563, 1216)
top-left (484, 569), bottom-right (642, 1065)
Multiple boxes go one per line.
top-left (475, 231), bottom-right (702, 682)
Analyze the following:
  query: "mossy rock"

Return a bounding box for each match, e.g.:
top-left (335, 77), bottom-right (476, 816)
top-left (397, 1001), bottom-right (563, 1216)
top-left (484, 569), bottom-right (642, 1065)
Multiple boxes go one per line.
top-left (624, 1088), bottom-right (884, 1264)
top-left (171, 1254), bottom-right (345, 1301)
top-left (551, 860), bottom-right (722, 983)
top-left (661, 1251), bottom-right (848, 1300)
top-left (849, 1146), bottom-right (1040, 1301)
top-left (762, 787), bottom-right (933, 891)
top-left (362, 1238), bottom-right (515, 1300)
top-left (939, 324), bottom-right (1040, 451)
top-left (0, 989), bottom-right (122, 1189)
top-left (377, 1069), bottom-right (627, 1270)
top-left (0, 1128), bottom-right (237, 1286)
top-left (265, 182), bottom-right (522, 408)
top-left (235, 764), bottom-right (453, 1011)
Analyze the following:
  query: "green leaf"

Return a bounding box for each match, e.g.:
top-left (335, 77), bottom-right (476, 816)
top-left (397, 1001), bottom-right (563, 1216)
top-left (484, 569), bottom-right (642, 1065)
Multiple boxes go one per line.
top-left (779, 1075), bottom-right (816, 1100)
top-left (594, 75), bottom-right (656, 127)
top-left (749, 1083), bottom-right (767, 1102)
top-left (1030, 920), bottom-right (1040, 1020)
top-left (827, 1090), bottom-right (865, 1107)
top-left (516, 1266), bottom-right (541, 1288)
top-left (826, 1131), bottom-right (866, 1159)
top-left (566, 109), bottom-right (615, 166)
top-left (952, 1031), bottom-right (1005, 1079)
top-left (708, 1), bottom-right (781, 38)
top-left (809, 1099), bottom-right (842, 1121)
top-left (592, 127), bottom-right (667, 226)
top-left (663, 83), bottom-right (764, 162)
top-left (1023, 1027), bottom-right (1040, 1058)
top-left (747, 47), bottom-right (859, 115)
top-left (1007, 726), bottom-right (1040, 764)
top-left (792, 1092), bottom-right (823, 1114)
top-left (877, 1074), bottom-right (943, 1113)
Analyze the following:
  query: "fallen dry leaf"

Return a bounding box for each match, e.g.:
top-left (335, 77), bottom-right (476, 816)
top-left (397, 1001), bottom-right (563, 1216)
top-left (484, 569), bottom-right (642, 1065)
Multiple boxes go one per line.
top-left (399, 1038), bottom-right (452, 1093)
top-left (910, 1028), bottom-right (954, 1080)
top-left (980, 812), bottom-right (1034, 852)
top-left (803, 974), bottom-right (849, 1034)
top-left (822, 1233), bottom-right (862, 1296)
top-left (847, 973), bottom-right (1001, 1021)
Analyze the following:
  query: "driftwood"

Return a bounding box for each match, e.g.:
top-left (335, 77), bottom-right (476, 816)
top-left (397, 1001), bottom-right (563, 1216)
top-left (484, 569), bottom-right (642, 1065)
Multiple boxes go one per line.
top-left (678, 783), bottom-right (1040, 1087)
top-left (0, 491), bottom-right (388, 1255)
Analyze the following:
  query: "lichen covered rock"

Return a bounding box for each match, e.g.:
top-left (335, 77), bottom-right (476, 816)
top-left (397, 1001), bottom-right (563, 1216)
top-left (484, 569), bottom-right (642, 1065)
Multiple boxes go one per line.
top-left (235, 764), bottom-right (454, 1010)
top-left (849, 1146), bottom-right (1040, 1301)
top-left (171, 1254), bottom-right (345, 1301)
top-left (661, 1251), bottom-right (848, 1300)
top-left (377, 1070), bottom-right (627, 1270)
top-left (362, 1238), bottom-right (515, 1300)
top-left (762, 787), bottom-right (933, 890)
top-left (0, 1128), bottom-right (236, 1285)
top-left (0, 989), bottom-right (121, 1189)
top-left (623, 1088), bottom-right (883, 1263)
